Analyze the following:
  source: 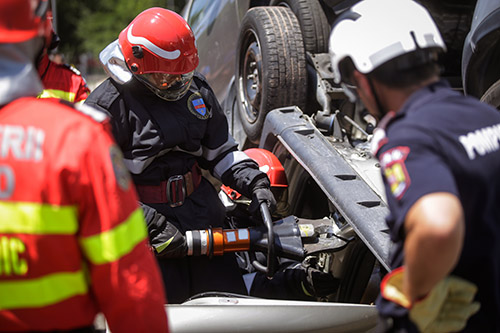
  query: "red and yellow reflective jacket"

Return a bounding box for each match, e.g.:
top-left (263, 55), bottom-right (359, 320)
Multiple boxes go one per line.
top-left (0, 97), bottom-right (168, 332)
top-left (37, 54), bottom-right (90, 104)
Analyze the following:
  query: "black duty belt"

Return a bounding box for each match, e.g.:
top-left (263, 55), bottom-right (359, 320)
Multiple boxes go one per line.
top-left (135, 162), bottom-right (202, 207)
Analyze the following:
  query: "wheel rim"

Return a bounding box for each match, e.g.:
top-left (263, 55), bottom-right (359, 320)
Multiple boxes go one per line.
top-left (238, 30), bottom-right (262, 124)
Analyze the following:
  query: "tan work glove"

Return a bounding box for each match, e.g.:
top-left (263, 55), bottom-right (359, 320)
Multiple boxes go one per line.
top-left (381, 267), bottom-right (480, 333)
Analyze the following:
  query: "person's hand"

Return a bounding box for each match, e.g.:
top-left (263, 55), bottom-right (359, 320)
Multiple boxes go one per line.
top-left (381, 267), bottom-right (480, 332)
top-left (284, 263), bottom-right (339, 298)
top-left (151, 222), bottom-right (187, 258)
top-left (248, 177), bottom-right (277, 215)
top-left (141, 203), bottom-right (187, 258)
top-left (302, 265), bottom-right (339, 297)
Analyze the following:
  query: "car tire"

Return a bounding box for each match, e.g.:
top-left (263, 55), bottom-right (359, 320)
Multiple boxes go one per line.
top-left (480, 78), bottom-right (500, 110)
top-left (270, 0), bottom-right (331, 54)
top-left (236, 6), bottom-right (307, 144)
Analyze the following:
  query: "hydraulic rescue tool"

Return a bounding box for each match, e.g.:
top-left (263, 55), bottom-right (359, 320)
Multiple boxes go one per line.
top-left (185, 203), bottom-right (352, 278)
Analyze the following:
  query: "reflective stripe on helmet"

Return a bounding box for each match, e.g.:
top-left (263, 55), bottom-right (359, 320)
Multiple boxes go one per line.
top-left (0, 270), bottom-right (88, 310)
top-left (0, 202), bottom-right (78, 234)
top-left (118, 8), bottom-right (199, 75)
top-left (79, 208), bottom-right (147, 265)
top-left (127, 24), bottom-right (180, 60)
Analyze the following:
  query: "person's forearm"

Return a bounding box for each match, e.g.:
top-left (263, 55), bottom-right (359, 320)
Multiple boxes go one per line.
top-left (403, 193), bottom-right (464, 302)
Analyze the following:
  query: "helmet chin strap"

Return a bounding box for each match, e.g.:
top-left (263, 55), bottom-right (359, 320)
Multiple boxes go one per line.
top-left (367, 77), bottom-right (389, 118)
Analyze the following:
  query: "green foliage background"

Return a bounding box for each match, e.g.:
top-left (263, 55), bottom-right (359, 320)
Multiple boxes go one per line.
top-left (54, 0), bottom-right (187, 67)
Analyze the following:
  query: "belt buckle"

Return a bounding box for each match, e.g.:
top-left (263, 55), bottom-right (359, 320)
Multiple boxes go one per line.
top-left (166, 175), bottom-right (186, 207)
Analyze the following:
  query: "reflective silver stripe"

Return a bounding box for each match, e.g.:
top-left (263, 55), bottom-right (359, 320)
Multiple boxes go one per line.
top-left (202, 135), bottom-right (238, 162)
top-left (172, 146), bottom-right (202, 156)
top-left (74, 103), bottom-right (108, 122)
top-left (127, 24), bottom-right (180, 60)
top-left (185, 231), bottom-right (193, 256)
top-left (123, 157), bottom-right (155, 174)
top-left (199, 229), bottom-right (208, 256)
top-left (123, 147), bottom-right (201, 174)
top-left (214, 151), bottom-right (254, 179)
top-left (122, 148), bottom-right (170, 174)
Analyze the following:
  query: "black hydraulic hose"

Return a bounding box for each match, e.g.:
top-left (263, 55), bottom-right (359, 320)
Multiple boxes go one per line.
top-left (251, 202), bottom-right (276, 279)
top-left (207, 227), bottom-right (214, 259)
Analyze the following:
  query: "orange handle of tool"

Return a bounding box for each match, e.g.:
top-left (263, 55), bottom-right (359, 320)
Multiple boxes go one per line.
top-left (185, 228), bottom-right (251, 256)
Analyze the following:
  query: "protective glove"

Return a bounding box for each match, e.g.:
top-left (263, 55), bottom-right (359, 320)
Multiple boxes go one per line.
top-left (285, 263), bottom-right (339, 298)
top-left (141, 203), bottom-right (187, 258)
top-left (248, 177), bottom-right (277, 215)
top-left (381, 266), bottom-right (480, 333)
top-left (303, 264), bottom-right (340, 297)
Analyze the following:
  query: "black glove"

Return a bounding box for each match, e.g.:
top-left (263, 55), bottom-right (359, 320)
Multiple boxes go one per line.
top-left (141, 203), bottom-right (187, 258)
top-left (303, 265), bottom-right (339, 297)
top-left (248, 177), bottom-right (277, 215)
top-left (285, 263), bottom-right (339, 298)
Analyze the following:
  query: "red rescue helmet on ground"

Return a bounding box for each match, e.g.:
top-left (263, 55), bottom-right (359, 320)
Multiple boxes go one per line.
top-left (118, 7), bottom-right (199, 101)
top-left (0, 0), bottom-right (51, 44)
top-left (245, 148), bottom-right (287, 188)
top-left (222, 149), bottom-right (288, 201)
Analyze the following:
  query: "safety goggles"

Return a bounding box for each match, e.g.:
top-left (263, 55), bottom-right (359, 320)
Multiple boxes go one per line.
top-left (139, 71), bottom-right (193, 90)
top-left (136, 71), bottom-right (194, 101)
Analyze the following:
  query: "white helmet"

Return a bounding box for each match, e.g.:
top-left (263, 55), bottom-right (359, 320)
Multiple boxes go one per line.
top-left (329, 0), bottom-right (446, 86)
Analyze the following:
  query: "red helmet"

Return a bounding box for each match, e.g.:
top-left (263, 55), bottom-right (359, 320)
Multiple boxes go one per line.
top-left (118, 8), bottom-right (199, 101)
top-left (118, 8), bottom-right (198, 75)
top-left (244, 148), bottom-right (287, 188)
top-left (221, 149), bottom-right (288, 201)
top-left (0, 0), bottom-right (51, 43)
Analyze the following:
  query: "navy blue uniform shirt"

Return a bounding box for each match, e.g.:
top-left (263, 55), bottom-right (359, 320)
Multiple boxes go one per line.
top-left (373, 80), bottom-right (500, 332)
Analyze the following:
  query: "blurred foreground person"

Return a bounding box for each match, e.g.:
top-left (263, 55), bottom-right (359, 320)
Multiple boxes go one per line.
top-left (0, 1), bottom-right (168, 331)
top-left (85, 8), bottom-right (276, 303)
top-left (330, 0), bottom-right (499, 331)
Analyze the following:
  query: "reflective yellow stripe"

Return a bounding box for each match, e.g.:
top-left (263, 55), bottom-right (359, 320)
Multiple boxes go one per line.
top-left (80, 208), bottom-right (147, 265)
top-left (155, 235), bottom-right (175, 254)
top-left (0, 201), bottom-right (78, 235)
top-left (0, 270), bottom-right (88, 310)
top-left (38, 89), bottom-right (76, 102)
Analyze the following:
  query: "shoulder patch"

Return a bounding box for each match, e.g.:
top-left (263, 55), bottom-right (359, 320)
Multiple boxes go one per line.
top-left (379, 146), bottom-right (411, 200)
top-left (109, 145), bottom-right (131, 191)
top-left (187, 92), bottom-right (210, 120)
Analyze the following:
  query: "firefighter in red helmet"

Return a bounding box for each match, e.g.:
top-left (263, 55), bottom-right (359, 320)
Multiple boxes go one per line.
top-left (85, 8), bottom-right (276, 304)
top-left (36, 8), bottom-right (90, 104)
top-left (0, 1), bottom-right (168, 331)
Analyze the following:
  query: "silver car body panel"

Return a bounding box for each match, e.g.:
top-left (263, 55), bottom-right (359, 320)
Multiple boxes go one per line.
top-left (166, 297), bottom-right (378, 333)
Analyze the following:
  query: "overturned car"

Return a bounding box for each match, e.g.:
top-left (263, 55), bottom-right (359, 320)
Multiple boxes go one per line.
top-left (140, 0), bottom-right (500, 332)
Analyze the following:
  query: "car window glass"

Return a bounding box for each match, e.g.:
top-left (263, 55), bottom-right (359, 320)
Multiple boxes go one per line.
top-left (187, 0), bottom-right (211, 29)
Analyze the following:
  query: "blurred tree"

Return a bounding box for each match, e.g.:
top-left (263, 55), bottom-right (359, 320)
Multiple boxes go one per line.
top-left (54, 0), bottom-right (187, 65)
